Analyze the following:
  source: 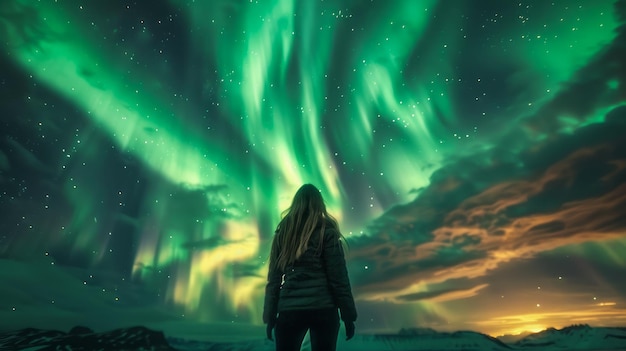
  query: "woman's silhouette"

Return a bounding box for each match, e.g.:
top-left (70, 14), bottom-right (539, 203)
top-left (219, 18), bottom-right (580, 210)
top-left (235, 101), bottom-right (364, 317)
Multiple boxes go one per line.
top-left (263, 184), bottom-right (357, 351)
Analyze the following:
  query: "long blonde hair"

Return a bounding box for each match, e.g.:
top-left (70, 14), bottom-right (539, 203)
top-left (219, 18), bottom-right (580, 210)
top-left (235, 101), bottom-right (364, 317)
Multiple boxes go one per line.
top-left (271, 184), bottom-right (338, 271)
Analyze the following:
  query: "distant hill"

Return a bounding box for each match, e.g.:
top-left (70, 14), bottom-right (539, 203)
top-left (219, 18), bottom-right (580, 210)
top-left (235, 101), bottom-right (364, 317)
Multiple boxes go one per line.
top-left (0, 325), bottom-right (175, 351)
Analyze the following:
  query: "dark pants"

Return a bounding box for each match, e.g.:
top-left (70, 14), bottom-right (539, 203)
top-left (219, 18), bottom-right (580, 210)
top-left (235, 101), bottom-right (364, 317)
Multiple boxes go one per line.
top-left (275, 308), bottom-right (340, 351)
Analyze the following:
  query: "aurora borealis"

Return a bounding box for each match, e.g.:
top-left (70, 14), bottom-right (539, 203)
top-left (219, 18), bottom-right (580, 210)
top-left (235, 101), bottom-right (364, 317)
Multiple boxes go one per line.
top-left (1, 0), bottom-right (625, 339)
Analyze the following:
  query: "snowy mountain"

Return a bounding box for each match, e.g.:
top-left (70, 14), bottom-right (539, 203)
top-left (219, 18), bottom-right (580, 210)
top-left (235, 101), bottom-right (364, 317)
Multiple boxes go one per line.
top-left (497, 331), bottom-right (534, 344)
top-left (513, 324), bottom-right (626, 350)
top-left (1, 324), bottom-right (625, 351)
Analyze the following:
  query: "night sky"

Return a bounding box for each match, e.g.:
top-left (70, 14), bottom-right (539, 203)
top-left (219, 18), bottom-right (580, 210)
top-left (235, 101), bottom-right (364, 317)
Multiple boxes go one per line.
top-left (1, 0), bottom-right (625, 339)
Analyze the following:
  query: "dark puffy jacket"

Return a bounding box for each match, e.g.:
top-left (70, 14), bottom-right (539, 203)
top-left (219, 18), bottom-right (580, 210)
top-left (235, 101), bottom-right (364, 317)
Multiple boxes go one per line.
top-left (263, 226), bottom-right (357, 323)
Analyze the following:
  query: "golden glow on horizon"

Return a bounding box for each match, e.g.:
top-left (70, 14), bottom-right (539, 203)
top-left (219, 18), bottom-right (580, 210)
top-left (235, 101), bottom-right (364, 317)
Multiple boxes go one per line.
top-left (480, 306), bottom-right (626, 337)
top-left (512, 325), bottom-right (546, 336)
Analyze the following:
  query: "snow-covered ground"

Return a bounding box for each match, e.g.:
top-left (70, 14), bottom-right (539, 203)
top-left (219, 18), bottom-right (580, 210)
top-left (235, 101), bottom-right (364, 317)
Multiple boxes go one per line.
top-left (1, 324), bottom-right (625, 350)
top-left (167, 324), bottom-right (626, 351)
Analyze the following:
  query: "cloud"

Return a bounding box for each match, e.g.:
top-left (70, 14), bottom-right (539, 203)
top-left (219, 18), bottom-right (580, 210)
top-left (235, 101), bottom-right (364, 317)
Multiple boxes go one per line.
top-left (395, 278), bottom-right (488, 303)
top-left (348, 105), bottom-right (626, 302)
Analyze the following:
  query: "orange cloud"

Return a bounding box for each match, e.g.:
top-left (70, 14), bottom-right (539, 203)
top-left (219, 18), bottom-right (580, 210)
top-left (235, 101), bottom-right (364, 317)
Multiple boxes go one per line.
top-left (350, 142), bottom-right (626, 305)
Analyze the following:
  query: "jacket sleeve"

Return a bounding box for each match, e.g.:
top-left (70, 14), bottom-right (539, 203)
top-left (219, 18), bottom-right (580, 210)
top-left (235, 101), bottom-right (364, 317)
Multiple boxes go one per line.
top-left (322, 229), bottom-right (357, 322)
top-left (263, 238), bottom-right (282, 324)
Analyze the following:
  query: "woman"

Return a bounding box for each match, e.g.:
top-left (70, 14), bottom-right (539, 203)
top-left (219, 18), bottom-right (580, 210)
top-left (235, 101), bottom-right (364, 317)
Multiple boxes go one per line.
top-left (263, 184), bottom-right (357, 351)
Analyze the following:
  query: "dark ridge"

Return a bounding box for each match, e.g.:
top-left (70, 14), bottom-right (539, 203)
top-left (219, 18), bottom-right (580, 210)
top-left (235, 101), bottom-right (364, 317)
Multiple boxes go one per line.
top-left (0, 325), bottom-right (177, 351)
